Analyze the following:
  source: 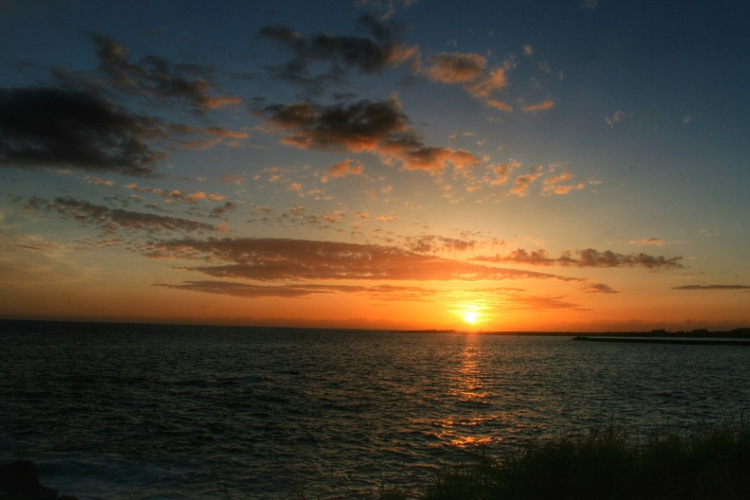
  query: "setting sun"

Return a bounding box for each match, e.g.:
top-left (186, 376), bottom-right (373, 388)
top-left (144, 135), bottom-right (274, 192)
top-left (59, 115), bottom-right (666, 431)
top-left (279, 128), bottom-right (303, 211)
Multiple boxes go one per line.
top-left (463, 312), bottom-right (479, 325)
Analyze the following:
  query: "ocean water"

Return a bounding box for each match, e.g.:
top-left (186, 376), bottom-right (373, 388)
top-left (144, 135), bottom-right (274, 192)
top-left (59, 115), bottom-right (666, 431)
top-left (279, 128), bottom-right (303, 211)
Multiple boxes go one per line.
top-left (2, 321), bottom-right (749, 499)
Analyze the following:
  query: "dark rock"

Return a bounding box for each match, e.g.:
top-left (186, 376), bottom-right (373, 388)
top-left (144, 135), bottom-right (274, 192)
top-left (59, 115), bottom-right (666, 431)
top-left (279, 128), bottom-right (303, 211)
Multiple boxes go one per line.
top-left (0, 461), bottom-right (79, 500)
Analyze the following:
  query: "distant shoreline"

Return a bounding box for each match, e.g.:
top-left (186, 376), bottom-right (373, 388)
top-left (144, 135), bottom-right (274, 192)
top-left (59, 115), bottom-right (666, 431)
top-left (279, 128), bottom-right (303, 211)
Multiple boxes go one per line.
top-left (2, 318), bottom-right (749, 339)
top-left (396, 328), bottom-right (750, 339)
top-left (572, 335), bottom-right (750, 346)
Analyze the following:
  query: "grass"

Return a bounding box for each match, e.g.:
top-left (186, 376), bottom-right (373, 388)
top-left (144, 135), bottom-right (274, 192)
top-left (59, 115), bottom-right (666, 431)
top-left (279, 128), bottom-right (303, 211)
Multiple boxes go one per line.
top-left (410, 420), bottom-right (750, 500)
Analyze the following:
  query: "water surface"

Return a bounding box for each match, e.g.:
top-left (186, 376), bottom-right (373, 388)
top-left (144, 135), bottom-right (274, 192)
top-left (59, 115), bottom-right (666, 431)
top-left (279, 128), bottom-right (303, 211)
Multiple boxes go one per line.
top-left (2, 321), bottom-right (749, 499)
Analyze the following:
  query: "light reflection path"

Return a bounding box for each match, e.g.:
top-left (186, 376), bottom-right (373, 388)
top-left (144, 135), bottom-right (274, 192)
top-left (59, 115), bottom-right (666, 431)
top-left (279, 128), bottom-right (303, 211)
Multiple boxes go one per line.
top-left (437, 334), bottom-right (499, 449)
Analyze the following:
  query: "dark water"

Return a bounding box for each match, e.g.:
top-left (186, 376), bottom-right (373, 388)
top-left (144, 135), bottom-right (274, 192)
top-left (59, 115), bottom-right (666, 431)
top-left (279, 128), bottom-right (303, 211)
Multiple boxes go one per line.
top-left (2, 321), bottom-right (749, 499)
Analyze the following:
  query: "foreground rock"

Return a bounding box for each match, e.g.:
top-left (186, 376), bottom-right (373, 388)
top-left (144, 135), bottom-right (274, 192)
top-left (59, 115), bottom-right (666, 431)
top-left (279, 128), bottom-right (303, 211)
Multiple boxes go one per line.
top-left (0, 461), bottom-right (79, 500)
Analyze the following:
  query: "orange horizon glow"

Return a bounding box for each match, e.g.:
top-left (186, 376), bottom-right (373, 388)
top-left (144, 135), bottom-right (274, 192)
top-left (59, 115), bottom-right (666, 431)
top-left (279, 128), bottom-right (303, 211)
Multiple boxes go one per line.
top-left (1, 2), bottom-right (749, 334)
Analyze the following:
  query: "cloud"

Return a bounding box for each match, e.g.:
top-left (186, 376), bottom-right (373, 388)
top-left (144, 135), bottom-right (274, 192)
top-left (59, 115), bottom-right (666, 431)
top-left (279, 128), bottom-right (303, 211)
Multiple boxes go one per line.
top-left (510, 166), bottom-right (544, 197)
top-left (521, 99), bottom-right (556, 113)
top-left (355, 0), bottom-right (420, 18)
top-left (146, 237), bottom-right (579, 282)
top-left (210, 201), bottom-right (236, 218)
top-left (154, 280), bottom-right (438, 301)
top-left (605, 110), bottom-right (625, 128)
top-left (673, 285), bottom-right (750, 290)
top-left (486, 99), bottom-right (513, 113)
top-left (406, 234), bottom-right (476, 254)
top-left (327, 159), bottom-right (364, 178)
top-left (258, 97), bottom-right (480, 172)
top-left (630, 237), bottom-right (666, 246)
top-left (258, 14), bottom-right (416, 79)
top-left (478, 248), bottom-right (684, 269)
top-left (28, 197), bottom-right (215, 233)
top-left (89, 34), bottom-right (241, 111)
top-left (218, 174), bottom-right (246, 185)
top-left (487, 159), bottom-right (522, 185)
top-left (0, 87), bottom-right (165, 176)
top-left (123, 183), bottom-right (226, 204)
top-left (155, 280), bottom-right (323, 298)
top-left (176, 126), bottom-right (249, 150)
top-left (541, 169), bottom-right (587, 195)
top-left (583, 283), bottom-right (619, 294)
top-left (426, 52), bottom-right (487, 84)
top-left (503, 293), bottom-right (585, 310)
top-left (465, 67), bottom-right (509, 99)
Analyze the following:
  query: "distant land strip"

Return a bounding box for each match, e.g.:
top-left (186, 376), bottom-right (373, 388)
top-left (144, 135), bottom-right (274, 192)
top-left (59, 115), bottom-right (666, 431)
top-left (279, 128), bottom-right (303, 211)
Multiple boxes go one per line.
top-left (572, 336), bottom-right (750, 346)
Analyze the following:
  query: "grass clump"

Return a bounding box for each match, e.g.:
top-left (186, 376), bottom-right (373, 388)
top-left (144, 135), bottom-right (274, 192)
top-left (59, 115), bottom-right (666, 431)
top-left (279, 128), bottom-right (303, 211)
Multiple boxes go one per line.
top-left (423, 420), bottom-right (750, 500)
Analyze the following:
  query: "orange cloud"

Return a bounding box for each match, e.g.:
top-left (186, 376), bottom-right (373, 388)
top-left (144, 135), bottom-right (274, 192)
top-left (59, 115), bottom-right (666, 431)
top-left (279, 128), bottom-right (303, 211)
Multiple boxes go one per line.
top-left (510, 166), bottom-right (544, 197)
top-left (521, 99), bottom-right (556, 113)
top-left (486, 99), bottom-right (513, 112)
top-left (426, 52), bottom-right (487, 83)
top-left (630, 238), bottom-right (666, 246)
top-left (542, 169), bottom-right (587, 195)
top-left (328, 159), bottom-right (364, 178)
top-left (260, 97), bottom-right (480, 173)
top-left (465, 67), bottom-right (509, 98)
top-left (123, 184), bottom-right (226, 204)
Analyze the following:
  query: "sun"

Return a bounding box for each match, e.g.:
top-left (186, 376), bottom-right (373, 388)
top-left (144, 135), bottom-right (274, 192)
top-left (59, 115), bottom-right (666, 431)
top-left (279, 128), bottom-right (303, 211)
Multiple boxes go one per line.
top-left (462, 312), bottom-right (479, 325)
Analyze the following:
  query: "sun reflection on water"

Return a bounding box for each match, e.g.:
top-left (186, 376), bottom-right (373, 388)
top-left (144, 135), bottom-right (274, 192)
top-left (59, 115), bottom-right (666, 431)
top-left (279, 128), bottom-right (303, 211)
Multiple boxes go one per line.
top-left (435, 335), bottom-right (504, 450)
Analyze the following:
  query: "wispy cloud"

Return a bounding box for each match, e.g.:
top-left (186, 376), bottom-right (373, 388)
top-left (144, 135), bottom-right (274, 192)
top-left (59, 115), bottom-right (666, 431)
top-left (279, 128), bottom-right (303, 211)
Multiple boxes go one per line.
top-left (674, 284), bottom-right (750, 290)
top-left (630, 237), bottom-right (666, 246)
top-left (521, 99), bottom-right (556, 113)
top-left (405, 234), bottom-right (477, 254)
top-left (154, 280), bottom-right (438, 300)
top-left (26, 197), bottom-right (215, 234)
top-left (88, 34), bottom-right (241, 111)
top-left (123, 183), bottom-right (227, 204)
top-left (146, 237), bottom-right (580, 282)
top-left (477, 248), bottom-right (684, 269)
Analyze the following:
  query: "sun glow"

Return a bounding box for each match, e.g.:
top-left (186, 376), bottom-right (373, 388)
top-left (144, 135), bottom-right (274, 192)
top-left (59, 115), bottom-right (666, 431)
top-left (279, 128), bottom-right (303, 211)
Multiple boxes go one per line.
top-left (462, 311), bottom-right (479, 324)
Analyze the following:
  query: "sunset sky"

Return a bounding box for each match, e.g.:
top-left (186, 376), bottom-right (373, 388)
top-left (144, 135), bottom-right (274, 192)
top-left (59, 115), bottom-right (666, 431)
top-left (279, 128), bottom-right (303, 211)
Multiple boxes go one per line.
top-left (1, 0), bottom-right (749, 331)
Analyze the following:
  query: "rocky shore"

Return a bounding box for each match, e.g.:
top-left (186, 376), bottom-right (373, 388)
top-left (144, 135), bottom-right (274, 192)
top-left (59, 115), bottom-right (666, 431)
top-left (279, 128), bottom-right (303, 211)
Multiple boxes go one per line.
top-left (0, 461), bottom-right (79, 500)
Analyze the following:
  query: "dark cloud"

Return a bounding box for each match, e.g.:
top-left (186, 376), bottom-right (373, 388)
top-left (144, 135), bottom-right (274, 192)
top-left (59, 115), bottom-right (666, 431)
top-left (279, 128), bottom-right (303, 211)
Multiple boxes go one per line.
top-left (155, 281), bottom-right (321, 298)
top-left (583, 283), bottom-right (619, 294)
top-left (210, 201), bottom-right (236, 218)
top-left (674, 285), bottom-right (750, 290)
top-left (258, 14), bottom-right (412, 77)
top-left (154, 280), bottom-right (438, 300)
top-left (258, 98), bottom-right (480, 172)
top-left (406, 234), bottom-right (476, 254)
top-left (90, 34), bottom-right (241, 111)
top-left (28, 197), bottom-right (215, 233)
top-left (478, 248), bottom-right (684, 270)
top-left (146, 237), bottom-right (575, 282)
top-left (0, 87), bottom-right (165, 176)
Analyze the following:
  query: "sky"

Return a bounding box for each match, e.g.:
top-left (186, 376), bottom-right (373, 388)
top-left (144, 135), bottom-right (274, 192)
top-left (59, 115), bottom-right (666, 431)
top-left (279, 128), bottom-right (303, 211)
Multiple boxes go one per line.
top-left (1, 0), bottom-right (749, 332)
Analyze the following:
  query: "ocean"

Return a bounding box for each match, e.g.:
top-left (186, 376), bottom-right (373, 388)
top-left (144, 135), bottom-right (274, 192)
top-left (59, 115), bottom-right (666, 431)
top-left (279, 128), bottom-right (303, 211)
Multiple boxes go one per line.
top-left (2, 320), bottom-right (749, 499)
